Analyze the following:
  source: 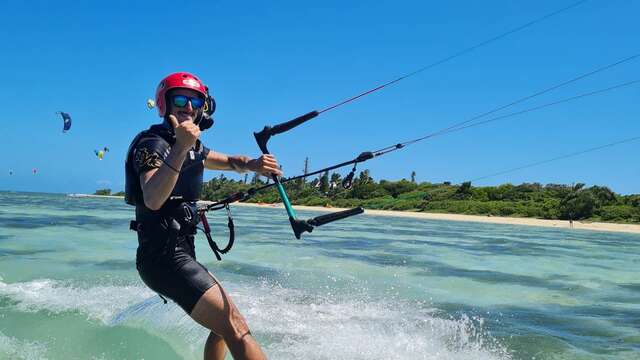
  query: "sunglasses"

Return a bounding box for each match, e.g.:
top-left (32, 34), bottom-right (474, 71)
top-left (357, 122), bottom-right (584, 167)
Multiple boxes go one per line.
top-left (171, 94), bottom-right (205, 109)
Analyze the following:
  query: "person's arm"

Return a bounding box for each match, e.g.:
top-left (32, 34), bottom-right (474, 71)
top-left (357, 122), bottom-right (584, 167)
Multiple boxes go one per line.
top-left (139, 146), bottom-right (189, 210)
top-left (139, 115), bottom-right (200, 210)
top-left (204, 151), bottom-right (282, 176)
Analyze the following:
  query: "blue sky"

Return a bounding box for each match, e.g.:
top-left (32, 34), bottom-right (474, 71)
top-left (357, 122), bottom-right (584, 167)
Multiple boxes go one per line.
top-left (1, 0), bottom-right (638, 194)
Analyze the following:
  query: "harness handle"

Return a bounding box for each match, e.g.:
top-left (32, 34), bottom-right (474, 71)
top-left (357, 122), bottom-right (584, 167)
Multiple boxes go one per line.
top-left (199, 204), bottom-right (235, 261)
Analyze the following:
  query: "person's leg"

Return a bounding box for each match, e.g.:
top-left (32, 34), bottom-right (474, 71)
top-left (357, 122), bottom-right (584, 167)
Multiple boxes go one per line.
top-left (204, 332), bottom-right (226, 360)
top-left (190, 284), bottom-right (267, 360)
top-left (138, 242), bottom-right (249, 359)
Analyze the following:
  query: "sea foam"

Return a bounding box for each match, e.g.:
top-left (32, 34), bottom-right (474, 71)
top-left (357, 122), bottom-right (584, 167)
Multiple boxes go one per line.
top-left (1, 277), bottom-right (511, 360)
top-left (0, 278), bottom-right (152, 323)
top-left (0, 330), bottom-right (48, 360)
top-left (112, 279), bottom-right (512, 360)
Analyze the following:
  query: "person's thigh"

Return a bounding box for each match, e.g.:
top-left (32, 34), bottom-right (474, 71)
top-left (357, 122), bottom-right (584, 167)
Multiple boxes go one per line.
top-left (138, 247), bottom-right (217, 313)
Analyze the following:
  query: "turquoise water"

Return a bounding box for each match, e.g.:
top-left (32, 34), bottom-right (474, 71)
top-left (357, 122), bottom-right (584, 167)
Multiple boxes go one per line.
top-left (0, 192), bottom-right (638, 360)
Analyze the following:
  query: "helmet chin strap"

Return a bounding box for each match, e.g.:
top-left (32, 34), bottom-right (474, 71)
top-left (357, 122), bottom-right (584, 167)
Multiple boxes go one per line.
top-left (193, 110), bottom-right (203, 126)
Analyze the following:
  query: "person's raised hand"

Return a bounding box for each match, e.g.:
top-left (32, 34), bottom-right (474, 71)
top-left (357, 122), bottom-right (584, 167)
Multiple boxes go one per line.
top-left (168, 114), bottom-right (200, 151)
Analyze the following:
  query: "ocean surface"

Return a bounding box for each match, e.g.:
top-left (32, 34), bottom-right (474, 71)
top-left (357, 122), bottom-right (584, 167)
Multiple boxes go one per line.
top-left (0, 192), bottom-right (638, 360)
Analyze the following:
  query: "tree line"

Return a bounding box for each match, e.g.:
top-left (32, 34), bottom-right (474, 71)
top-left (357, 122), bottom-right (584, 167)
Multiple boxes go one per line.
top-left (197, 170), bottom-right (640, 224)
top-left (101, 169), bottom-right (639, 223)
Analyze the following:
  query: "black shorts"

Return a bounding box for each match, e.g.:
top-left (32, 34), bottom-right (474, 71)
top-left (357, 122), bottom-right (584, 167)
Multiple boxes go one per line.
top-left (136, 235), bottom-right (217, 314)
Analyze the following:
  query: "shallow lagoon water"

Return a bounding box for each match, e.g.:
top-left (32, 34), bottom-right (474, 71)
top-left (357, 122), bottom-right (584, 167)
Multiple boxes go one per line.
top-left (0, 192), bottom-right (638, 359)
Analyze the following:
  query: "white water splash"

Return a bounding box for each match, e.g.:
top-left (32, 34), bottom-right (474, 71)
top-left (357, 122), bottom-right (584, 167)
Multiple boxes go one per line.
top-left (235, 280), bottom-right (511, 360)
top-left (0, 331), bottom-right (48, 360)
top-left (1, 277), bottom-right (511, 360)
top-left (0, 278), bottom-right (204, 359)
top-left (111, 279), bottom-right (512, 360)
top-left (0, 279), bottom-right (153, 323)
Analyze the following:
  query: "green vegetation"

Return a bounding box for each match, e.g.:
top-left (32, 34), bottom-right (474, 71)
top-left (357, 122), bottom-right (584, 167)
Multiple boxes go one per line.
top-left (200, 171), bottom-right (640, 224)
top-left (91, 189), bottom-right (124, 196)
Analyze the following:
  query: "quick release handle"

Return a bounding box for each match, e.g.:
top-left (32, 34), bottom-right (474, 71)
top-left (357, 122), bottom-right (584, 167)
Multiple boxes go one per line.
top-left (308, 207), bottom-right (364, 226)
top-left (253, 123), bottom-right (298, 220)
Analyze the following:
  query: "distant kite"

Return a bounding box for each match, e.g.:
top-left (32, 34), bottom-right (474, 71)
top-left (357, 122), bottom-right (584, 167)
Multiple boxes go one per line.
top-left (94, 147), bottom-right (110, 160)
top-left (32, 168), bottom-right (37, 175)
top-left (9, 170), bottom-right (13, 176)
top-left (56, 111), bottom-right (72, 132)
top-left (146, 99), bottom-right (155, 109)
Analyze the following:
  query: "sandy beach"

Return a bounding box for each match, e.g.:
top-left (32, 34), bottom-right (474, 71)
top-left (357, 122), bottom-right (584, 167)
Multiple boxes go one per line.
top-left (67, 194), bottom-right (640, 235)
top-left (67, 193), bottom-right (125, 199)
top-left (231, 202), bottom-right (640, 235)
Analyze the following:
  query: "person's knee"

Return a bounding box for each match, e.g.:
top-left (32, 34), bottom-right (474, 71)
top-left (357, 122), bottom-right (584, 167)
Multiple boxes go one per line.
top-left (208, 331), bottom-right (224, 342)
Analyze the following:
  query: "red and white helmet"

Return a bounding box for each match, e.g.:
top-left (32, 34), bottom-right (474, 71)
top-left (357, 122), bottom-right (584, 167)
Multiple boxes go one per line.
top-left (155, 72), bottom-right (208, 117)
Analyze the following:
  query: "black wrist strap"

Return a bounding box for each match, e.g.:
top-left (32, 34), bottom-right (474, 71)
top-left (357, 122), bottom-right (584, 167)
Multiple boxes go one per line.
top-left (163, 160), bottom-right (180, 174)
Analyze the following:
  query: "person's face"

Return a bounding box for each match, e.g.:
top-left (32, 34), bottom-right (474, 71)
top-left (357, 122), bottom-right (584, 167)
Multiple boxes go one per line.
top-left (167, 88), bottom-right (205, 124)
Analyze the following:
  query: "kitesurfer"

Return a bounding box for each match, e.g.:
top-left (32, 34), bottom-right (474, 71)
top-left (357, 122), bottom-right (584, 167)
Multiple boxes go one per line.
top-left (125, 72), bottom-right (279, 360)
